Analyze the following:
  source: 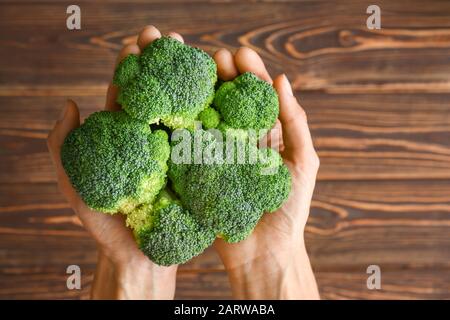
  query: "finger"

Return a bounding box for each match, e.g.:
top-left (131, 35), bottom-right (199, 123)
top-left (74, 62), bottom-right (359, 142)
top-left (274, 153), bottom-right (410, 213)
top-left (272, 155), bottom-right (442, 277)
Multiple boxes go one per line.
top-left (213, 48), bottom-right (239, 81)
top-left (137, 25), bottom-right (162, 51)
top-left (47, 100), bottom-right (80, 155)
top-left (105, 84), bottom-right (121, 111)
top-left (47, 100), bottom-right (84, 210)
top-left (259, 119), bottom-right (284, 152)
top-left (47, 100), bottom-right (80, 188)
top-left (234, 47), bottom-right (272, 83)
top-left (167, 31), bottom-right (184, 43)
top-left (115, 43), bottom-right (141, 66)
top-left (273, 74), bottom-right (315, 162)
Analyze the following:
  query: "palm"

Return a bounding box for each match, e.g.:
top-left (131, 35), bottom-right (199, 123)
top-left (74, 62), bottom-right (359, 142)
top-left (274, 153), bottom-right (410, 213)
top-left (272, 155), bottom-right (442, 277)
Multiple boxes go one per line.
top-left (71, 197), bottom-right (139, 261)
top-left (214, 146), bottom-right (316, 269)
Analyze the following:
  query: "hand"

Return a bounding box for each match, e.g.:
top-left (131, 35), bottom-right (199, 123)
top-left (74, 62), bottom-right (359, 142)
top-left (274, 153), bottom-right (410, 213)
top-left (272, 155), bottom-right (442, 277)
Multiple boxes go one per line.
top-left (212, 48), bottom-right (320, 299)
top-left (47, 26), bottom-right (182, 299)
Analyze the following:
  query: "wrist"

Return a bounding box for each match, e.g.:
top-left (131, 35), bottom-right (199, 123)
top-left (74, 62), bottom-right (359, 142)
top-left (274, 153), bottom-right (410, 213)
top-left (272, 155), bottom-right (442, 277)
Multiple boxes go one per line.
top-left (217, 231), bottom-right (306, 271)
top-left (223, 240), bottom-right (319, 300)
top-left (115, 256), bottom-right (178, 300)
top-left (92, 250), bottom-right (178, 300)
top-left (226, 243), bottom-right (304, 299)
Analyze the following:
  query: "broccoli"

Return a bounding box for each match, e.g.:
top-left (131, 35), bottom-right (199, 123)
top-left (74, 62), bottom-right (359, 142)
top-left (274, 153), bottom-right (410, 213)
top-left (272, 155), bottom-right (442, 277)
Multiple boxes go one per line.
top-left (212, 72), bottom-right (279, 132)
top-left (61, 111), bottom-right (170, 214)
top-left (61, 40), bottom-right (292, 266)
top-left (198, 106), bottom-right (221, 129)
top-left (169, 130), bottom-right (291, 243)
top-left (127, 190), bottom-right (215, 266)
top-left (114, 37), bottom-right (217, 129)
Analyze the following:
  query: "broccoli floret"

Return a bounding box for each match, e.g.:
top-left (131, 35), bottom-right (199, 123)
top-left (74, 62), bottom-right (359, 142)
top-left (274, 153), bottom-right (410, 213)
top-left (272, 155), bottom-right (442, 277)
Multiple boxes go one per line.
top-left (114, 37), bottom-right (217, 129)
top-left (128, 190), bottom-right (215, 266)
top-left (213, 72), bottom-right (279, 132)
top-left (61, 111), bottom-right (170, 214)
top-left (198, 107), bottom-right (221, 129)
top-left (169, 130), bottom-right (291, 243)
top-left (113, 54), bottom-right (140, 88)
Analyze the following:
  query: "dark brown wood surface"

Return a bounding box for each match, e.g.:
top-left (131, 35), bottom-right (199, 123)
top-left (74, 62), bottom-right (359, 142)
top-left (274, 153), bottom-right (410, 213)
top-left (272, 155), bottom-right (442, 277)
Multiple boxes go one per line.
top-left (0, 0), bottom-right (449, 299)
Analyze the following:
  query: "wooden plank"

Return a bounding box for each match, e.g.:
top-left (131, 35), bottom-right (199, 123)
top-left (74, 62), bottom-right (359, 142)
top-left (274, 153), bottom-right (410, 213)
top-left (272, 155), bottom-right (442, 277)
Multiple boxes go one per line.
top-left (309, 181), bottom-right (450, 268)
top-left (1, 266), bottom-right (447, 299)
top-left (1, 93), bottom-right (449, 182)
top-left (317, 268), bottom-right (450, 300)
top-left (177, 268), bottom-right (450, 300)
top-left (1, 1), bottom-right (450, 92)
top-left (1, 180), bottom-right (449, 270)
top-left (2, 93), bottom-right (450, 134)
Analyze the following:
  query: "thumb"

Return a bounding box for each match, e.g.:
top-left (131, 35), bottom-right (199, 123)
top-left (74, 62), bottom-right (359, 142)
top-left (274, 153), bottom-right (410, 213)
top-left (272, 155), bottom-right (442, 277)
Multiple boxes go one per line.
top-left (47, 99), bottom-right (80, 162)
top-left (48, 100), bottom-right (80, 146)
top-left (47, 99), bottom-right (82, 210)
top-left (273, 74), bottom-right (316, 164)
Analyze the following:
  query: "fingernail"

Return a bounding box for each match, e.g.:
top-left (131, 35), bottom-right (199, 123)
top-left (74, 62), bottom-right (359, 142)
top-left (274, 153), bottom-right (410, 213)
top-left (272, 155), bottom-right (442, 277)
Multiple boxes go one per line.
top-left (282, 74), bottom-right (293, 96)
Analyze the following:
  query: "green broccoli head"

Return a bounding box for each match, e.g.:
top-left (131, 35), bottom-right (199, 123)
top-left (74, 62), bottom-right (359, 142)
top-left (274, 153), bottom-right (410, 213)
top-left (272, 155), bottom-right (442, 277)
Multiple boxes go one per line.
top-left (114, 37), bottom-right (217, 129)
top-left (168, 130), bottom-right (291, 243)
top-left (213, 72), bottom-right (279, 132)
top-left (128, 190), bottom-right (215, 266)
top-left (61, 111), bottom-right (170, 214)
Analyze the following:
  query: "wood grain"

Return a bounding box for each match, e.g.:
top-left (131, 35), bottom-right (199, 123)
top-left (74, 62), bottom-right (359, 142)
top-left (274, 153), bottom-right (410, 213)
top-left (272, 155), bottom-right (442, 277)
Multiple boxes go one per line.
top-left (2, 264), bottom-right (448, 300)
top-left (1, 181), bottom-right (449, 269)
top-left (1, 1), bottom-right (450, 91)
top-left (1, 94), bottom-right (450, 181)
top-left (0, 0), bottom-right (449, 299)
top-left (0, 180), bottom-right (449, 298)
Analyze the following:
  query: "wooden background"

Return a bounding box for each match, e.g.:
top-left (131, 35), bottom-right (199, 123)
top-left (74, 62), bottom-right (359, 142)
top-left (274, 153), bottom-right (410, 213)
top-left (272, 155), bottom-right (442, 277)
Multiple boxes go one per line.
top-left (0, 0), bottom-right (449, 299)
